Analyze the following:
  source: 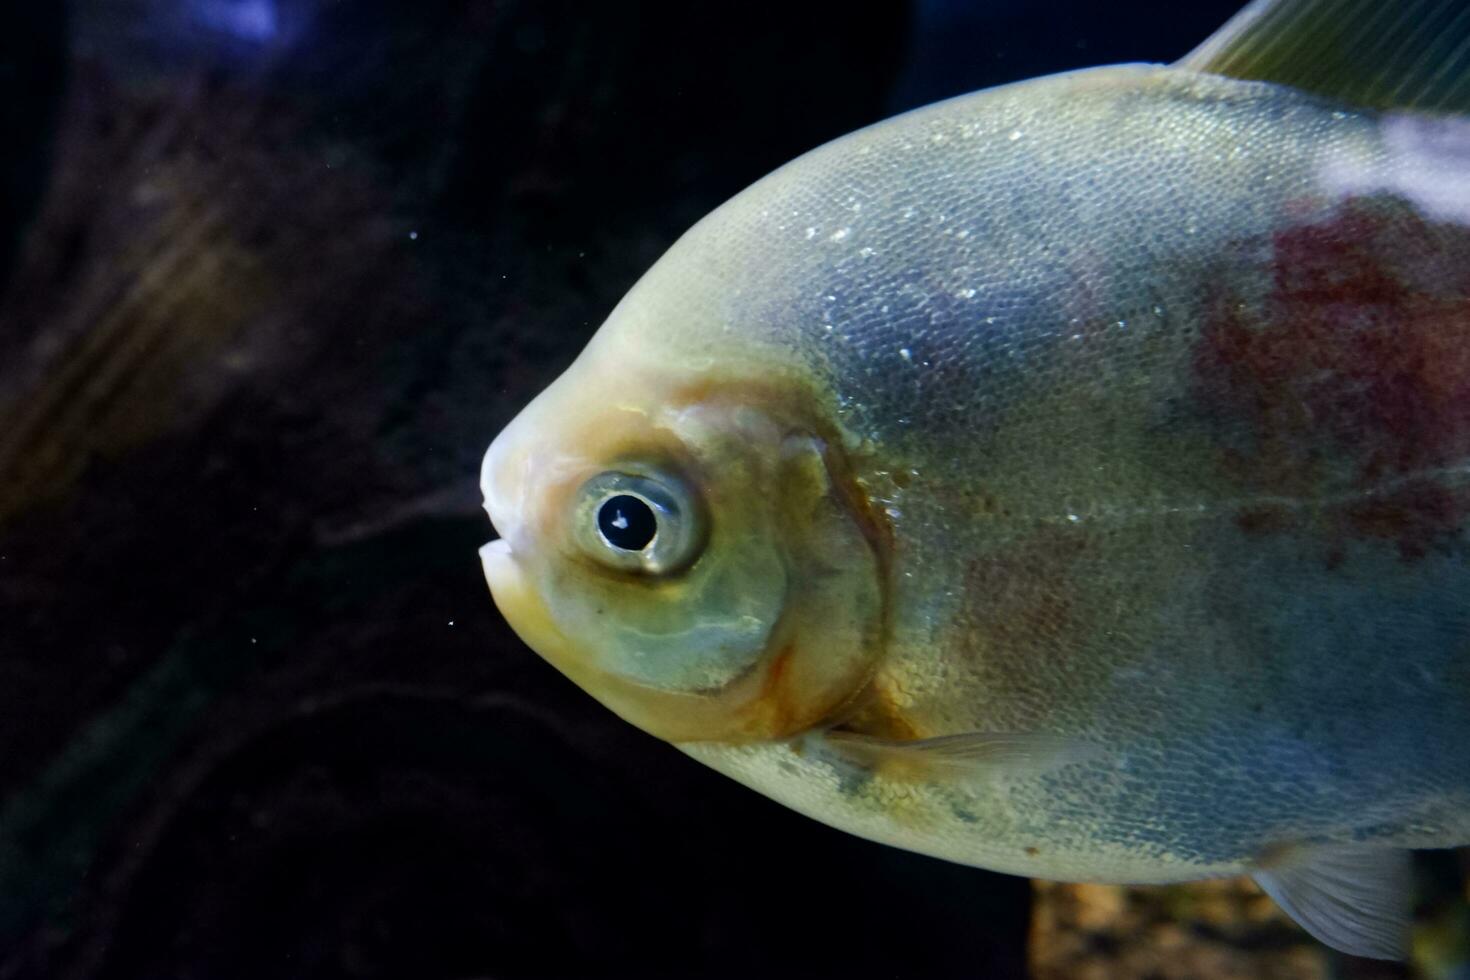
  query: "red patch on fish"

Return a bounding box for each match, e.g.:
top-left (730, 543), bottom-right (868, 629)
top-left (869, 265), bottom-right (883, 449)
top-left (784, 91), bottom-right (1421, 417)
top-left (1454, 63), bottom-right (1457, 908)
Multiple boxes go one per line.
top-left (1193, 198), bottom-right (1470, 560)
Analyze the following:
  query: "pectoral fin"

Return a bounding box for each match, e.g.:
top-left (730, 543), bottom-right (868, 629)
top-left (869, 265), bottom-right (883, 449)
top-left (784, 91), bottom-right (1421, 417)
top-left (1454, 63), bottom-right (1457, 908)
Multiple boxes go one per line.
top-left (1178, 0), bottom-right (1470, 114)
top-left (1251, 845), bottom-right (1412, 960)
top-left (820, 730), bottom-right (1099, 785)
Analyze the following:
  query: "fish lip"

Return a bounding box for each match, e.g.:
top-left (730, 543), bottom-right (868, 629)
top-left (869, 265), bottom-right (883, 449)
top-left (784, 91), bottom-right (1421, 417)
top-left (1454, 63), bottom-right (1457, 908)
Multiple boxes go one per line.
top-left (479, 536), bottom-right (521, 601)
top-left (480, 432), bottom-right (527, 551)
top-left (479, 440), bottom-right (508, 528)
top-left (480, 538), bottom-right (513, 560)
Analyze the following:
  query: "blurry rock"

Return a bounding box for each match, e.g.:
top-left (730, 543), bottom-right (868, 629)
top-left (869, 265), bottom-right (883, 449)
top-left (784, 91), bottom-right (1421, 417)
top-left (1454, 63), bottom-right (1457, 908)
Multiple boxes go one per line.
top-left (1033, 879), bottom-right (1345, 980)
top-left (1030, 872), bottom-right (1470, 980)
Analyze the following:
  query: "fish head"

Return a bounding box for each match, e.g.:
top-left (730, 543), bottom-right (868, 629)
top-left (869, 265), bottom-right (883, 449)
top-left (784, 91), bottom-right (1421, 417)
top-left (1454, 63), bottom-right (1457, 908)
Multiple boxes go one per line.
top-left (479, 310), bottom-right (888, 743)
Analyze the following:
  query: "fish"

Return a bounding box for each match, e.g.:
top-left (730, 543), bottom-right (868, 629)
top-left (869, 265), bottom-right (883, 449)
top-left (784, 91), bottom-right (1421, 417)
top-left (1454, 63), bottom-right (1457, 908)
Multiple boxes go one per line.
top-left (478, 0), bottom-right (1470, 960)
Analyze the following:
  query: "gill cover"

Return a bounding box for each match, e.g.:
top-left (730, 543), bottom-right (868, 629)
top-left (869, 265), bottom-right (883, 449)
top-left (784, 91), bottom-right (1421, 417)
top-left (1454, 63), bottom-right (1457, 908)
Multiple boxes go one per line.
top-left (481, 371), bottom-right (888, 743)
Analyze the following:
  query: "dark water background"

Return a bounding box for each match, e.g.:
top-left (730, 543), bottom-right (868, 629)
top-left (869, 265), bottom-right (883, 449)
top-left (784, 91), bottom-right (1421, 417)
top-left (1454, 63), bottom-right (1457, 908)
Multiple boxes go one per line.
top-left (0, 2), bottom-right (1447, 978)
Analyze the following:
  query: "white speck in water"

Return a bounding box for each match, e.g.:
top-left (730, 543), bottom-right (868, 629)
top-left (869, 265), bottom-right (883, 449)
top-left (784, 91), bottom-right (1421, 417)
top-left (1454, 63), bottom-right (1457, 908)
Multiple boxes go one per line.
top-left (250, 637), bottom-right (258, 644)
top-left (1071, 333), bottom-right (1084, 341)
top-left (955, 287), bottom-right (977, 299)
top-left (898, 347), bottom-right (912, 362)
top-left (885, 507), bottom-right (903, 519)
top-left (1067, 512), bottom-right (1081, 523)
top-left (858, 246), bottom-right (875, 257)
top-left (830, 227), bottom-right (851, 242)
top-left (805, 226), bottom-right (817, 240)
top-left (448, 621), bottom-right (456, 627)
top-left (1008, 129), bottom-right (1023, 141)
top-left (408, 230), bottom-right (419, 240)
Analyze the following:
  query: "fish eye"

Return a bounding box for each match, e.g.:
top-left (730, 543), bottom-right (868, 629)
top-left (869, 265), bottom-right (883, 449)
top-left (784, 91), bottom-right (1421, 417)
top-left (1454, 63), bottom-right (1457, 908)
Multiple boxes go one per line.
top-left (574, 470), bottom-right (705, 575)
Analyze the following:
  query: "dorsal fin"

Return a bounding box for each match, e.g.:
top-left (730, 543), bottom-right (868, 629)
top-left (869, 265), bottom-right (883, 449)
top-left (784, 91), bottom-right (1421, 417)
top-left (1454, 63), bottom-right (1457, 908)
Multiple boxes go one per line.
top-left (1177, 0), bottom-right (1470, 113)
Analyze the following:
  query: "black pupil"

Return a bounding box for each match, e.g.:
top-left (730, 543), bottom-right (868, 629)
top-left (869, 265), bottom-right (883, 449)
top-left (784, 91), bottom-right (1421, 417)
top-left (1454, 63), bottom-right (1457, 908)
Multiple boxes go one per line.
top-left (597, 495), bottom-right (658, 551)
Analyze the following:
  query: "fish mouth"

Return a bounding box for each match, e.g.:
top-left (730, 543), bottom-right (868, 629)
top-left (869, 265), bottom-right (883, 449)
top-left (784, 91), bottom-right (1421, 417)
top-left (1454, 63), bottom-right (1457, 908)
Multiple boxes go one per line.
top-left (479, 429), bottom-right (522, 597)
top-left (479, 535), bottom-right (526, 624)
top-left (479, 437), bottom-right (517, 543)
top-left (479, 430), bottom-right (518, 586)
top-left (479, 536), bottom-right (515, 592)
top-left (478, 536), bottom-right (514, 578)
top-left (480, 537), bottom-right (513, 559)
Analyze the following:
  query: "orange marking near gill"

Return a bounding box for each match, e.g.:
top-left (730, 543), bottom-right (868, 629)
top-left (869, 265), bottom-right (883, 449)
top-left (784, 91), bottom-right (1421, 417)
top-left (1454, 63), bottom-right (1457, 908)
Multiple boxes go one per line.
top-left (837, 674), bottom-right (925, 742)
top-left (755, 641), bottom-right (799, 735)
top-left (733, 644), bottom-right (851, 741)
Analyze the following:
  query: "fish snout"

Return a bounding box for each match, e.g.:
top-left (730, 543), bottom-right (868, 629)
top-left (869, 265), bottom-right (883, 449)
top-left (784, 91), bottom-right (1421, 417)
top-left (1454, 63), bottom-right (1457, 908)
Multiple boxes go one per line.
top-left (480, 425), bottom-right (533, 556)
top-left (478, 427), bottom-right (549, 632)
top-left (479, 431), bottom-right (522, 606)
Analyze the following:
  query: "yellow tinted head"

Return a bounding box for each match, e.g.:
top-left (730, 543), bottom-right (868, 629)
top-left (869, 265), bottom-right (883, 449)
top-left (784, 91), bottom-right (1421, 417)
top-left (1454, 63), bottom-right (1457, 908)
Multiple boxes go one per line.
top-left (480, 347), bottom-right (889, 743)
